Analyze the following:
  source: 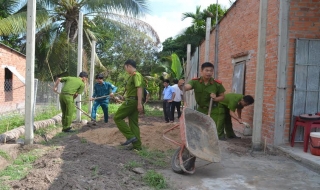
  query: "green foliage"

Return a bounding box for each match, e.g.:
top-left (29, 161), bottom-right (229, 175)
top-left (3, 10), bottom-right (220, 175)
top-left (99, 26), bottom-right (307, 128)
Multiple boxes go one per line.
top-left (160, 3), bottom-right (227, 61)
top-left (171, 53), bottom-right (182, 79)
top-left (0, 149), bottom-right (43, 180)
top-left (92, 16), bottom-right (160, 90)
top-left (0, 0), bottom-right (159, 79)
top-left (137, 149), bottom-right (168, 168)
top-left (91, 165), bottom-right (98, 177)
top-left (34, 125), bottom-right (57, 136)
top-left (144, 104), bottom-right (163, 117)
top-left (80, 138), bottom-right (87, 144)
top-left (124, 161), bottom-right (142, 170)
top-left (0, 106), bottom-right (60, 134)
top-left (0, 150), bottom-right (10, 161)
top-left (143, 170), bottom-right (168, 189)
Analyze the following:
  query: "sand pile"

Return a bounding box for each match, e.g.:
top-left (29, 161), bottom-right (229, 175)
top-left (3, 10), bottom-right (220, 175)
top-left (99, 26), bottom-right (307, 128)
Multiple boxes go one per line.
top-left (78, 120), bottom-right (181, 151)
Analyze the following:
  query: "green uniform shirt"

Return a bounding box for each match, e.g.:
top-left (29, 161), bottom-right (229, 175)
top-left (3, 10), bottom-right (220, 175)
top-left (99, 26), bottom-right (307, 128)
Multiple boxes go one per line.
top-left (219, 93), bottom-right (244, 112)
top-left (60, 77), bottom-right (85, 94)
top-left (188, 77), bottom-right (226, 108)
top-left (125, 71), bottom-right (143, 97)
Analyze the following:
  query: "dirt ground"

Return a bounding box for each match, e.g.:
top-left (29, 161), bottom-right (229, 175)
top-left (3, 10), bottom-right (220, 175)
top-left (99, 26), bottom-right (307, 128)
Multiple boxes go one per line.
top-left (0, 115), bottom-right (182, 190)
top-left (1, 114), bottom-right (307, 190)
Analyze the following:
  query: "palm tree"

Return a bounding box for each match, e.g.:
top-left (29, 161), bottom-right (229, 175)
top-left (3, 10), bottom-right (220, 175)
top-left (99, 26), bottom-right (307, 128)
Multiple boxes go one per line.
top-left (0, 0), bottom-right (160, 79)
top-left (181, 6), bottom-right (205, 36)
top-left (181, 4), bottom-right (226, 42)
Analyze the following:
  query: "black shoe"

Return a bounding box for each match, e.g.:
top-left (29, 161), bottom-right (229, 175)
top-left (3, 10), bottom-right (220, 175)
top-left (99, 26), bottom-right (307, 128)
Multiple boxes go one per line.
top-left (165, 121), bottom-right (169, 123)
top-left (121, 137), bottom-right (138, 146)
top-left (219, 136), bottom-right (227, 141)
top-left (228, 135), bottom-right (241, 139)
top-left (62, 127), bottom-right (75, 133)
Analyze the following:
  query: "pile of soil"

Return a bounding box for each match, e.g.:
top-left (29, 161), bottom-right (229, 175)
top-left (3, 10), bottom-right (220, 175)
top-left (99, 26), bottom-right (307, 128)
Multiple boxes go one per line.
top-left (78, 116), bottom-right (180, 151)
top-left (1, 116), bottom-right (181, 190)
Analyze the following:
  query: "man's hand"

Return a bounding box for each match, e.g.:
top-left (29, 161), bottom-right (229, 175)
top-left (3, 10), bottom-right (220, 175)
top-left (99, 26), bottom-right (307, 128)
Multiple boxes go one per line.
top-left (89, 97), bottom-right (94, 101)
top-left (110, 93), bottom-right (114, 98)
top-left (138, 103), bottom-right (143, 114)
top-left (238, 119), bottom-right (243, 124)
top-left (210, 93), bottom-right (216, 99)
top-left (53, 87), bottom-right (58, 93)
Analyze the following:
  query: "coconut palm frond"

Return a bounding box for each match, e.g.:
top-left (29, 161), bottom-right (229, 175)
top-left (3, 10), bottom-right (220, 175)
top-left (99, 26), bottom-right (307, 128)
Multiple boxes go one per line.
top-left (85, 0), bottom-right (149, 17)
top-left (102, 13), bottom-right (160, 44)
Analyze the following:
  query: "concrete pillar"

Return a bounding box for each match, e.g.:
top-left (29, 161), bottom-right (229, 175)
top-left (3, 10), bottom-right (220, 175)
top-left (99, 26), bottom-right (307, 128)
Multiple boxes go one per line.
top-left (76, 12), bottom-right (83, 122)
top-left (274, 0), bottom-right (290, 145)
top-left (205, 17), bottom-right (211, 62)
top-left (252, 0), bottom-right (268, 150)
top-left (88, 41), bottom-right (96, 114)
top-left (24, 0), bottom-right (37, 145)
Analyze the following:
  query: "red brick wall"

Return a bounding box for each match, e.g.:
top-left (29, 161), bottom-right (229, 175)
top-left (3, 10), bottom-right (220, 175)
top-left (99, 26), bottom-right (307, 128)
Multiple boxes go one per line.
top-left (285, 0), bottom-right (320, 141)
top-left (0, 45), bottom-right (26, 113)
top-left (199, 0), bottom-right (261, 138)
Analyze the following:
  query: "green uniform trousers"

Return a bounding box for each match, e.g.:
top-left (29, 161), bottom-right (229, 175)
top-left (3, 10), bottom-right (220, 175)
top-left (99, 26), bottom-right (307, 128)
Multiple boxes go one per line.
top-left (197, 104), bottom-right (225, 138)
top-left (114, 99), bottom-right (141, 149)
top-left (222, 106), bottom-right (237, 138)
top-left (59, 94), bottom-right (74, 130)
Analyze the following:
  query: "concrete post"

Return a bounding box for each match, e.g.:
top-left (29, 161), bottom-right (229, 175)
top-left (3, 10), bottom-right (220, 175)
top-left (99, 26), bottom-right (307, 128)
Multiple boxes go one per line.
top-left (214, 0), bottom-right (219, 79)
top-left (24, 0), bottom-right (37, 145)
top-left (252, 0), bottom-right (268, 150)
top-left (274, 0), bottom-right (290, 145)
top-left (205, 17), bottom-right (211, 62)
top-left (76, 12), bottom-right (83, 122)
top-left (88, 41), bottom-right (96, 114)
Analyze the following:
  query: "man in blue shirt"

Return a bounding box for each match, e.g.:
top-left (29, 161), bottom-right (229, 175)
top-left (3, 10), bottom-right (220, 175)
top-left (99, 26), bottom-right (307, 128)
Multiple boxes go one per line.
top-left (90, 74), bottom-right (117, 124)
top-left (162, 79), bottom-right (174, 123)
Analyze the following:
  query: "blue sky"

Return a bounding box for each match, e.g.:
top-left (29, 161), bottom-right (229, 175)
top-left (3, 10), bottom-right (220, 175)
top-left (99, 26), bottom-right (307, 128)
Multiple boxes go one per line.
top-left (141, 0), bottom-right (233, 42)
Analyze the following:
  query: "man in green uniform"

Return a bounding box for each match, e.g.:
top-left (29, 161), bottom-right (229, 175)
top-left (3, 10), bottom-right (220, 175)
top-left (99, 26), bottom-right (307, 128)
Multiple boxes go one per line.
top-left (184, 62), bottom-right (226, 140)
top-left (54, 72), bottom-right (88, 132)
top-left (114, 59), bottom-right (144, 151)
top-left (218, 93), bottom-right (254, 139)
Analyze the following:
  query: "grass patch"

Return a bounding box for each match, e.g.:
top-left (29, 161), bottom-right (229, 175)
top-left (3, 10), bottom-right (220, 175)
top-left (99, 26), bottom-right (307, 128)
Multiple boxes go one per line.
top-left (124, 161), bottom-right (142, 170)
top-left (144, 105), bottom-right (163, 117)
top-left (137, 148), bottom-right (170, 168)
top-left (0, 105), bottom-right (60, 134)
top-left (0, 149), bottom-right (44, 181)
top-left (0, 150), bottom-right (10, 161)
top-left (34, 124), bottom-right (57, 136)
top-left (80, 138), bottom-right (87, 143)
top-left (91, 165), bottom-right (99, 177)
top-left (143, 170), bottom-right (168, 189)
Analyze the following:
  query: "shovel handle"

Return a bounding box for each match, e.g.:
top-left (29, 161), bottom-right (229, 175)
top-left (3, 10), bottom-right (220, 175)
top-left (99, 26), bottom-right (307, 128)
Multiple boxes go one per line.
top-left (208, 98), bottom-right (213, 116)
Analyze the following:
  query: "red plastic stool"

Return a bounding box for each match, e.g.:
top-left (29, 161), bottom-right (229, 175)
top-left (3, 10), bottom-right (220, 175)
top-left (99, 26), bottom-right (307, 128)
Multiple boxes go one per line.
top-left (290, 114), bottom-right (320, 152)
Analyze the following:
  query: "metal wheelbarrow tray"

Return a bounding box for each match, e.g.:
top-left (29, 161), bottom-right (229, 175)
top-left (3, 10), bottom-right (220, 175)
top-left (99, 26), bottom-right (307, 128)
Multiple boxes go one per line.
top-left (163, 107), bottom-right (221, 174)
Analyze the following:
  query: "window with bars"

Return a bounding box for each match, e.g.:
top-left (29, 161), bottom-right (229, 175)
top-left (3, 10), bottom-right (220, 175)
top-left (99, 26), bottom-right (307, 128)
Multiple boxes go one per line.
top-left (4, 68), bottom-right (12, 92)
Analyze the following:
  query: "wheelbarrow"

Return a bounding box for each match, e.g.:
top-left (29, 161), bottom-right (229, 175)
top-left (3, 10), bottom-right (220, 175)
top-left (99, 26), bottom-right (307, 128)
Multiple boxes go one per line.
top-left (163, 104), bottom-right (221, 174)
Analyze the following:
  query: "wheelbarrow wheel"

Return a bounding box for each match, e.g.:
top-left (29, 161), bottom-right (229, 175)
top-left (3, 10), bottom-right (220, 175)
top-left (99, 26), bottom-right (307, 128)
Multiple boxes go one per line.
top-left (171, 147), bottom-right (196, 174)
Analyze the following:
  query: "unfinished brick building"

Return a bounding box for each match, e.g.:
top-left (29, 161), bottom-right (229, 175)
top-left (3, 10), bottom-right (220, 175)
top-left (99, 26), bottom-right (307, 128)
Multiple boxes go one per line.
top-left (197, 0), bottom-right (320, 147)
top-left (0, 43), bottom-right (26, 114)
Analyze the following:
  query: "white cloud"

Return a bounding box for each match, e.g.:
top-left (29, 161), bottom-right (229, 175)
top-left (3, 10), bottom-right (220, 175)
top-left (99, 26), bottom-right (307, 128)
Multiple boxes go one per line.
top-left (142, 0), bottom-right (232, 42)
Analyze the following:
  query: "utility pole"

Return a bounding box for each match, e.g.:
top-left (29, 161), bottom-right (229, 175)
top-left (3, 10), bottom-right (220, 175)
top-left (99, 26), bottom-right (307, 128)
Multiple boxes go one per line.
top-left (24, 0), bottom-right (37, 145)
top-left (76, 12), bottom-right (83, 122)
top-left (88, 41), bottom-right (96, 114)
